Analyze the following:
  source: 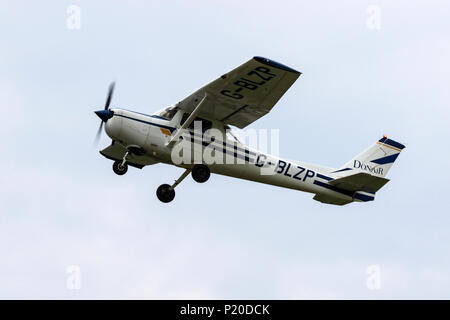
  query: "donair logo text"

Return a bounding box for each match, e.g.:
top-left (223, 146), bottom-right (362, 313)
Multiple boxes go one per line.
top-left (354, 160), bottom-right (384, 175)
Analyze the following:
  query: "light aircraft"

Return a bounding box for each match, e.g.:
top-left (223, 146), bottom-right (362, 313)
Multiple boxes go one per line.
top-left (94, 56), bottom-right (405, 205)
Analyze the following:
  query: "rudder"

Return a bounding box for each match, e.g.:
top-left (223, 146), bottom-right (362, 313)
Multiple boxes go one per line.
top-left (336, 136), bottom-right (405, 178)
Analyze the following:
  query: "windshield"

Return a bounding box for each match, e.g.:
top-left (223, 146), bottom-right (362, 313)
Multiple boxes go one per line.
top-left (155, 105), bottom-right (179, 120)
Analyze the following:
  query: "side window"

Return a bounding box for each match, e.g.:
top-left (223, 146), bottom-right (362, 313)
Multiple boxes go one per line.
top-left (180, 113), bottom-right (189, 125)
top-left (180, 113), bottom-right (212, 132)
top-left (189, 117), bottom-right (212, 132)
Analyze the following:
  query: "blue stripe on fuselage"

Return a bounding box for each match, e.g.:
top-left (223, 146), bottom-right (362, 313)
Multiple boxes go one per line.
top-left (313, 180), bottom-right (375, 201)
top-left (115, 114), bottom-right (177, 133)
top-left (114, 114), bottom-right (255, 162)
top-left (353, 193), bottom-right (375, 202)
top-left (332, 168), bottom-right (352, 173)
top-left (316, 173), bottom-right (334, 181)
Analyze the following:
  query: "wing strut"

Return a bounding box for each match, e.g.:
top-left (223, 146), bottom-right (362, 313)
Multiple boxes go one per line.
top-left (167, 93), bottom-right (207, 147)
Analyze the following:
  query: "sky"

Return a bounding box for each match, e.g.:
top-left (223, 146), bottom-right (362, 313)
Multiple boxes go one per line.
top-left (1, 0), bottom-right (450, 299)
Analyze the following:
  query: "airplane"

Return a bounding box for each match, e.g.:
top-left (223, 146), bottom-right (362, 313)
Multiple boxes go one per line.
top-left (94, 56), bottom-right (405, 205)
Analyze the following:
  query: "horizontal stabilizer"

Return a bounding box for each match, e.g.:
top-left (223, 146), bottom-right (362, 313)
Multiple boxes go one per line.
top-left (313, 194), bottom-right (352, 206)
top-left (329, 172), bottom-right (389, 193)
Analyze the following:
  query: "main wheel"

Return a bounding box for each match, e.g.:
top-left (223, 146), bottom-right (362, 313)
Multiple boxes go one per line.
top-left (156, 184), bottom-right (175, 203)
top-left (113, 160), bottom-right (128, 175)
top-left (191, 164), bottom-right (210, 183)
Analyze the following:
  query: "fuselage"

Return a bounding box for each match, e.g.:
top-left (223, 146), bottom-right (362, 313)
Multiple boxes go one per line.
top-left (103, 108), bottom-right (374, 204)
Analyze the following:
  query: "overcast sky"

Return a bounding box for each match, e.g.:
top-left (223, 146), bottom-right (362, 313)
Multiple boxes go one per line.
top-left (1, 0), bottom-right (450, 299)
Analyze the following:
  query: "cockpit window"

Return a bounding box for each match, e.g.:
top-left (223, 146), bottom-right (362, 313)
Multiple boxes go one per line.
top-left (155, 106), bottom-right (179, 120)
top-left (180, 113), bottom-right (213, 132)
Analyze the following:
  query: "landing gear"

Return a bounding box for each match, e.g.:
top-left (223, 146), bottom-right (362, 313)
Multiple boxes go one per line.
top-left (156, 169), bottom-right (191, 203)
top-left (113, 160), bottom-right (128, 175)
top-left (112, 150), bottom-right (130, 175)
top-left (156, 184), bottom-right (175, 203)
top-left (192, 164), bottom-right (210, 183)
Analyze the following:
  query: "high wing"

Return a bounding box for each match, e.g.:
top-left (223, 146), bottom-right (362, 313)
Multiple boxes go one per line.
top-left (176, 56), bottom-right (301, 128)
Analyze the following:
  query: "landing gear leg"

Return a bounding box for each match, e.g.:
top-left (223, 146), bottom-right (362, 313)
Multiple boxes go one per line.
top-left (121, 151), bottom-right (129, 167)
top-left (156, 169), bottom-right (190, 203)
top-left (112, 151), bottom-right (129, 175)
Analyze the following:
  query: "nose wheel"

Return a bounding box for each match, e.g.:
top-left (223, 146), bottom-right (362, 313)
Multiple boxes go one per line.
top-left (112, 150), bottom-right (130, 175)
top-left (113, 160), bottom-right (128, 175)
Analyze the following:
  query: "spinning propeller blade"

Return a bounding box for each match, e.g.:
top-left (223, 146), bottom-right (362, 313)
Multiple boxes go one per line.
top-left (104, 82), bottom-right (115, 110)
top-left (93, 82), bottom-right (115, 146)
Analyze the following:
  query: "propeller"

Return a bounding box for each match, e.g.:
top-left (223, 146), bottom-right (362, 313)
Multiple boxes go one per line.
top-left (94, 82), bottom-right (115, 146)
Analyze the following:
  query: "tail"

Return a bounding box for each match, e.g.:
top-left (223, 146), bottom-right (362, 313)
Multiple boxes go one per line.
top-left (313, 136), bottom-right (405, 205)
top-left (335, 135), bottom-right (405, 178)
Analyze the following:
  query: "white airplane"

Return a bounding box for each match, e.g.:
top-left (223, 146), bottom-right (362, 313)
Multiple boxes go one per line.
top-left (94, 56), bottom-right (405, 205)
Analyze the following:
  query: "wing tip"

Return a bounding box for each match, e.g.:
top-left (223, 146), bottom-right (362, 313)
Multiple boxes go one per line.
top-left (253, 56), bottom-right (301, 74)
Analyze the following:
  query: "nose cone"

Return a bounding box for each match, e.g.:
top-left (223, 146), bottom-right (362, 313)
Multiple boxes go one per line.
top-left (95, 109), bottom-right (113, 122)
